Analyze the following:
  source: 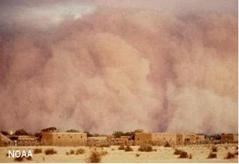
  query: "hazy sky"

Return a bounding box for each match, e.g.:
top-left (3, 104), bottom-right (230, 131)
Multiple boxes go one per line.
top-left (0, 0), bottom-right (237, 134)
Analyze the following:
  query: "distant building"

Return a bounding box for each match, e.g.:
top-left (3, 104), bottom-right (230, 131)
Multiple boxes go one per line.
top-left (16, 135), bottom-right (39, 146)
top-left (182, 133), bottom-right (206, 144)
top-left (0, 133), bottom-right (13, 146)
top-left (87, 136), bottom-right (108, 146)
top-left (107, 135), bottom-right (133, 145)
top-left (41, 132), bottom-right (87, 146)
top-left (134, 132), bottom-right (152, 145)
top-left (221, 133), bottom-right (238, 143)
top-left (151, 133), bottom-right (183, 146)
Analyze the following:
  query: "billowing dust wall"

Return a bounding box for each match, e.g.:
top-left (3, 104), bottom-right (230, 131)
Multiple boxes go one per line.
top-left (0, 0), bottom-right (237, 134)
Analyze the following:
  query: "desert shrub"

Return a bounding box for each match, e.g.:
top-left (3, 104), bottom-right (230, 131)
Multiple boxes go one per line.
top-left (153, 149), bottom-right (157, 152)
top-left (118, 145), bottom-right (125, 150)
top-left (234, 151), bottom-right (238, 155)
top-left (70, 150), bottom-right (75, 155)
top-left (225, 152), bottom-right (235, 159)
top-left (138, 144), bottom-right (153, 152)
top-left (174, 149), bottom-right (184, 155)
top-left (136, 153), bottom-right (140, 157)
top-left (125, 145), bottom-right (133, 152)
top-left (88, 151), bottom-right (101, 163)
top-left (45, 148), bottom-right (57, 155)
top-left (211, 145), bottom-right (217, 152)
top-left (66, 152), bottom-right (69, 155)
top-left (207, 152), bottom-right (217, 159)
top-left (178, 151), bottom-right (188, 158)
top-left (14, 156), bottom-right (24, 162)
top-left (111, 148), bottom-right (115, 151)
top-left (76, 148), bottom-right (85, 155)
top-left (189, 154), bottom-right (192, 159)
top-left (164, 142), bottom-right (171, 147)
top-left (26, 156), bottom-right (32, 161)
top-left (33, 148), bottom-right (42, 154)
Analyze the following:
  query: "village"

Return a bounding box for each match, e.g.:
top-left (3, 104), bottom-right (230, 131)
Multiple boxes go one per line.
top-left (0, 128), bottom-right (238, 147)
top-left (0, 128), bottom-right (238, 162)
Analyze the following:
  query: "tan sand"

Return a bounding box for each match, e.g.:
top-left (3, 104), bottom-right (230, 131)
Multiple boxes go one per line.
top-left (0, 144), bottom-right (237, 163)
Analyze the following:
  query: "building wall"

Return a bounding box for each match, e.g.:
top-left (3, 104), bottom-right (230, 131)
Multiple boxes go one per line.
top-left (221, 134), bottom-right (237, 143)
top-left (17, 135), bottom-right (39, 146)
top-left (87, 136), bottom-right (108, 146)
top-left (107, 136), bottom-right (132, 145)
top-left (41, 132), bottom-right (87, 146)
top-left (151, 133), bottom-right (183, 146)
top-left (134, 133), bottom-right (152, 145)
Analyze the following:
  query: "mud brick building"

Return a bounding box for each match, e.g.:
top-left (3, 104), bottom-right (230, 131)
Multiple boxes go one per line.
top-left (41, 132), bottom-right (87, 146)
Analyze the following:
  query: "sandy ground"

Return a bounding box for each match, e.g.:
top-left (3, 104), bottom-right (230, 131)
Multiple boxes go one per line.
top-left (0, 144), bottom-right (237, 163)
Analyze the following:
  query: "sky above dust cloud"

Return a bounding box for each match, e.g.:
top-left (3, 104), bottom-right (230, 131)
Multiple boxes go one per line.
top-left (0, 0), bottom-right (237, 134)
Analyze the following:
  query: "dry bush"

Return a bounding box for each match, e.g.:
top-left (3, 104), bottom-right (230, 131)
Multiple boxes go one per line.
top-left (178, 151), bottom-right (188, 158)
top-left (207, 152), bottom-right (217, 159)
top-left (118, 145), bottom-right (125, 150)
top-left (138, 144), bottom-right (153, 152)
top-left (211, 145), bottom-right (217, 152)
top-left (164, 142), bottom-right (171, 147)
top-left (33, 148), bottom-right (42, 154)
top-left (70, 150), bottom-right (75, 155)
top-left (45, 148), bottom-right (57, 155)
top-left (14, 156), bottom-right (32, 162)
top-left (125, 145), bottom-right (133, 152)
top-left (66, 152), bottom-right (69, 155)
top-left (14, 156), bottom-right (24, 162)
top-left (189, 153), bottom-right (192, 159)
top-left (136, 153), bottom-right (140, 157)
top-left (234, 151), bottom-right (238, 155)
top-left (76, 148), bottom-right (85, 155)
top-left (26, 156), bottom-right (32, 161)
top-left (111, 148), bottom-right (115, 151)
top-left (174, 149), bottom-right (184, 155)
top-left (225, 152), bottom-right (235, 159)
top-left (88, 151), bottom-right (102, 163)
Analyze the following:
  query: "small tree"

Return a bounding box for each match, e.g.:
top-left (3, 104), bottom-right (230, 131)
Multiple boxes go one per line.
top-left (14, 129), bottom-right (28, 136)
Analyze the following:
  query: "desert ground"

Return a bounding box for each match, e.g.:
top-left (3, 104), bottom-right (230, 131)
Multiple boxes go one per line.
top-left (0, 144), bottom-right (237, 163)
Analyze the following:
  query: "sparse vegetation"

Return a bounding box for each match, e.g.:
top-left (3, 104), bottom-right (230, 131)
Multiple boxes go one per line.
top-left (207, 152), bottom-right (217, 159)
top-left (70, 150), bottom-right (75, 155)
top-left (225, 152), bottom-right (235, 159)
top-left (14, 156), bottom-right (24, 162)
top-left (136, 153), bottom-right (140, 157)
top-left (88, 151), bottom-right (102, 163)
top-left (118, 145), bottom-right (125, 150)
top-left (164, 142), bottom-right (171, 147)
top-left (138, 144), bottom-right (153, 152)
top-left (211, 145), bottom-right (217, 152)
top-left (174, 149), bottom-right (189, 158)
top-left (45, 148), bottom-right (57, 155)
top-left (33, 148), bottom-right (42, 154)
top-left (189, 154), bottom-right (192, 159)
top-left (125, 145), bottom-right (133, 152)
top-left (14, 156), bottom-right (32, 162)
top-left (26, 156), bottom-right (32, 161)
top-left (76, 148), bottom-right (85, 155)
top-left (174, 149), bottom-right (184, 155)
